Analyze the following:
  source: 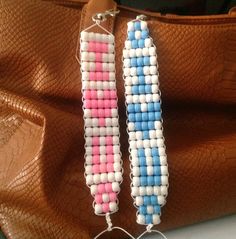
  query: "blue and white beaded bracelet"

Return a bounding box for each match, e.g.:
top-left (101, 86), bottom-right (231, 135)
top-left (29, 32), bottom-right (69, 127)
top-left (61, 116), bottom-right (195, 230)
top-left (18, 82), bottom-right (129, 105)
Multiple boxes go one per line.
top-left (123, 17), bottom-right (169, 228)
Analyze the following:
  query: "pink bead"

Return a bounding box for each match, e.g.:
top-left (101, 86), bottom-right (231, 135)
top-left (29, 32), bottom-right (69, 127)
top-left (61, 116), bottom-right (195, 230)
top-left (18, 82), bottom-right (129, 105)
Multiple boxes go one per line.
top-left (110, 100), bottom-right (117, 108)
top-left (105, 136), bottom-right (113, 145)
top-left (96, 53), bottom-right (102, 62)
top-left (110, 90), bottom-right (117, 99)
top-left (95, 194), bottom-right (103, 204)
top-left (91, 109), bottom-right (98, 117)
top-left (109, 192), bottom-right (117, 202)
top-left (104, 100), bottom-right (110, 108)
top-left (88, 42), bottom-right (96, 52)
top-left (97, 100), bottom-right (104, 108)
top-left (98, 184), bottom-right (106, 194)
top-left (93, 164), bottom-right (100, 174)
top-left (92, 155), bottom-right (100, 164)
top-left (98, 118), bottom-right (105, 127)
top-left (90, 90), bottom-right (97, 99)
top-left (106, 145), bottom-right (113, 155)
top-left (103, 90), bottom-right (110, 99)
top-left (103, 72), bottom-right (109, 81)
top-left (91, 100), bottom-right (98, 108)
top-left (100, 164), bottom-right (107, 173)
top-left (96, 72), bottom-right (103, 81)
top-left (95, 42), bottom-right (101, 52)
top-left (106, 155), bottom-right (114, 163)
top-left (107, 163), bottom-right (114, 172)
top-left (104, 109), bottom-right (111, 117)
top-left (96, 62), bottom-right (102, 72)
top-left (92, 137), bottom-right (99, 146)
top-left (102, 203), bottom-right (110, 213)
top-left (90, 72), bottom-right (96, 81)
top-left (102, 43), bottom-right (108, 53)
top-left (98, 109), bottom-right (105, 118)
top-left (84, 100), bottom-right (91, 109)
top-left (83, 90), bottom-right (91, 99)
top-left (92, 146), bottom-right (99, 155)
top-left (105, 183), bottom-right (113, 193)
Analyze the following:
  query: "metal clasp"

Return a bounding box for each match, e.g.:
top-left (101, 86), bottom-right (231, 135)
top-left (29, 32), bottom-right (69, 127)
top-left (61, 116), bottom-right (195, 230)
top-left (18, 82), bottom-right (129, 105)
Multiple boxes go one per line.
top-left (92, 9), bottom-right (120, 24)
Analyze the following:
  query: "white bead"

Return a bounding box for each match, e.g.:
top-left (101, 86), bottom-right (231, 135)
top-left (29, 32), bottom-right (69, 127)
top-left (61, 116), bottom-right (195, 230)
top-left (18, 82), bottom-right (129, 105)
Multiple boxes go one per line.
top-left (136, 48), bottom-right (143, 57)
top-left (123, 49), bottom-right (129, 58)
top-left (126, 95), bottom-right (133, 104)
top-left (149, 130), bottom-right (156, 139)
top-left (133, 95), bottom-right (139, 103)
top-left (98, 127), bottom-right (105, 136)
top-left (112, 182), bottom-right (120, 192)
top-left (161, 185), bottom-right (168, 195)
top-left (150, 56), bottom-right (157, 65)
top-left (102, 34), bottom-right (108, 43)
top-left (113, 145), bottom-right (120, 154)
top-left (85, 155), bottom-right (92, 164)
top-left (125, 40), bottom-right (132, 49)
top-left (151, 75), bottom-right (158, 84)
top-left (90, 185), bottom-right (97, 195)
top-left (115, 172), bottom-right (123, 182)
top-left (135, 31), bottom-right (142, 39)
top-left (132, 76), bottom-right (139, 85)
top-left (152, 85), bottom-right (158, 94)
top-left (111, 109), bottom-right (118, 117)
top-left (81, 52), bottom-right (88, 61)
top-left (133, 177), bottom-right (140, 186)
top-left (131, 149), bottom-right (138, 157)
top-left (81, 31), bottom-right (89, 41)
top-left (160, 155), bottom-right (167, 165)
top-left (108, 172), bottom-right (115, 182)
top-left (140, 21), bottom-right (147, 30)
top-left (139, 94), bottom-right (146, 103)
top-left (153, 214), bottom-right (161, 224)
top-left (113, 127), bottom-right (119, 136)
top-left (88, 32), bottom-right (95, 41)
top-left (124, 68), bottom-right (130, 77)
top-left (161, 176), bottom-right (168, 185)
top-left (85, 165), bottom-right (92, 174)
top-left (149, 47), bottom-right (156, 56)
top-left (158, 147), bottom-right (166, 156)
top-left (158, 195), bottom-right (166, 205)
top-left (147, 205), bottom-right (154, 214)
top-left (95, 33), bottom-right (102, 42)
top-left (85, 127), bottom-right (93, 137)
top-left (161, 166), bottom-right (168, 175)
top-left (111, 118), bottom-right (118, 127)
top-left (146, 94), bottom-right (153, 103)
top-left (143, 139), bottom-right (150, 148)
top-left (127, 21), bottom-right (134, 31)
top-left (102, 193), bottom-right (110, 203)
top-left (81, 42), bottom-right (88, 51)
top-left (108, 35), bottom-right (114, 44)
top-left (84, 109), bottom-right (91, 118)
top-left (86, 175), bottom-right (93, 185)
top-left (145, 38), bottom-right (152, 47)
top-left (157, 138), bottom-right (164, 147)
top-left (114, 162), bottom-right (121, 172)
top-left (105, 118), bottom-right (112, 126)
top-left (145, 148), bottom-right (151, 157)
top-left (154, 186), bottom-right (161, 195)
top-left (146, 186), bottom-right (153, 195)
top-left (137, 140), bottom-right (143, 148)
top-left (81, 62), bottom-right (89, 71)
top-left (82, 72), bottom-right (89, 80)
top-left (145, 75), bottom-right (152, 84)
top-left (146, 157), bottom-right (153, 166)
top-left (143, 66), bottom-right (150, 75)
top-left (129, 132), bottom-right (136, 141)
top-left (85, 146), bottom-right (92, 155)
top-left (136, 131), bottom-right (143, 140)
top-left (128, 122), bottom-right (135, 131)
top-left (130, 141), bottom-right (136, 149)
top-left (132, 157), bottom-right (139, 166)
top-left (154, 121), bottom-right (162, 129)
top-left (108, 53), bottom-right (114, 62)
top-left (147, 166), bottom-right (154, 175)
top-left (100, 155), bottom-right (106, 163)
top-left (113, 136), bottom-right (119, 145)
top-left (150, 66), bottom-right (157, 75)
top-left (156, 130), bottom-right (163, 138)
top-left (124, 58), bottom-right (130, 68)
top-left (150, 139), bottom-right (157, 147)
top-left (94, 204), bottom-right (102, 214)
top-left (129, 49), bottom-right (136, 58)
top-left (114, 153), bottom-right (121, 162)
top-left (85, 118), bottom-right (92, 127)
top-left (132, 166), bottom-right (140, 176)
top-left (139, 187), bottom-right (146, 196)
top-left (142, 48), bottom-right (149, 56)
top-left (109, 72), bottom-right (115, 81)
top-left (106, 127), bottom-right (112, 135)
top-left (131, 187), bottom-right (139, 196)
top-left (93, 174), bottom-right (101, 184)
top-left (125, 86), bottom-right (132, 95)
top-left (137, 214), bottom-right (145, 224)
top-left (109, 202), bottom-right (118, 212)
top-left (135, 196), bottom-right (143, 206)
top-left (108, 44), bottom-right (114, 53)
top-left (100, 146), bottom-right (106, 155)
top-left (108, 63), bottom-right (115, 71)
top-left (130, 67), bottom-right (137, 76)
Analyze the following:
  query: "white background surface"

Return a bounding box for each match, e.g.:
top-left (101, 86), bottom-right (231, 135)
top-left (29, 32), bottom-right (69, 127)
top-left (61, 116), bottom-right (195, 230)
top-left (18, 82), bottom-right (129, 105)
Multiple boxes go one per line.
top-left (144, 214), bottom-right (236, 239)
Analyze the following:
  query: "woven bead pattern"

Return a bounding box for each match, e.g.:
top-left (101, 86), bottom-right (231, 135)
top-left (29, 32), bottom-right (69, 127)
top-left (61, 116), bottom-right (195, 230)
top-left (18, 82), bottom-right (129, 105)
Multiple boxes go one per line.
top-left (80, 31), bottom-right (123, 215)
top-left (123, 20), bottom-right (169, 225)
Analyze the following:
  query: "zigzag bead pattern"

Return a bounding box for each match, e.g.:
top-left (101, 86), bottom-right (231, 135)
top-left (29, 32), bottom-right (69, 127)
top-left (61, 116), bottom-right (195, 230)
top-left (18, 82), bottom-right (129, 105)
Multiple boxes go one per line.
top-left (80, 31), bottom-right (123, 215)
top-left (123, 20), bottom-right (169, 225)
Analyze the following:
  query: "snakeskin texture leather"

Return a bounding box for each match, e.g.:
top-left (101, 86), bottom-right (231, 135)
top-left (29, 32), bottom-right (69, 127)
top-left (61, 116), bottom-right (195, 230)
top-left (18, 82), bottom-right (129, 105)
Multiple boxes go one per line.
top-left (0, 0), bottom-right (236, 238)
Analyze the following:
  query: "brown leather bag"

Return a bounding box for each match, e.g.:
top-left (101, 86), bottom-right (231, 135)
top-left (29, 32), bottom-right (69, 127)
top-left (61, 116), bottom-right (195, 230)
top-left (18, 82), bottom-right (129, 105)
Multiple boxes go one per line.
top-left (0, 0), bottom-right (236, 238)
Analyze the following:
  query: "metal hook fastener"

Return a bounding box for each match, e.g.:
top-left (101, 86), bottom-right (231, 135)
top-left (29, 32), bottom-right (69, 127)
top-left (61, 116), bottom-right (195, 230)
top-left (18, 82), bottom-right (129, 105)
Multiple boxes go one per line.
top-left (92, 9), bottom-right (120, 23)
top-left (136, 14), bottom-right (147, 21)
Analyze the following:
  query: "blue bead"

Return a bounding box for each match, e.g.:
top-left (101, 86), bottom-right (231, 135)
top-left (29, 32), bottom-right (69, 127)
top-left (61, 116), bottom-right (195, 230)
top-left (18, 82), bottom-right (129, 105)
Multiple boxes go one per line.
top-left (139, 85), bottom-right (145, 94)
top-left (145, 85), bottom-right (152, 94)
top-left (131, 40), bottom-right (138, 49)
top-left (143, 57), bottom-right (150, 66)
top-left (139, 205), bottom-right (147, 215)
top-left (143, 131), bottom-right (150, 139)
top-left (154, 205), bottom-right (161, 214)
top-left (141, 30), bottom-right (149, 39)
top-left (140, 166), bottom-right (147, 175)
top-left (141, 122), bottom-right (148, 131)
top-left (135, 113), bottom-right (142, 122)
top-left (143, 196), bottom-right (151, 205)
top-left (130, 58), bottom-right (137, 67)
top-left (147, 176), bottom-right (154, 186)
top-left (151, 195), bottom-right (157, 205)
top-left (138, 75), bottom-right (145, 84)
top-left (137, 57), bottom-right (143, 66)
top-left (155, 112), bottom-right (161, 120)
top-left (137, 67), bottom-right (144, 76)
top-left (127, 104), bottom-right (135, 113)
top-left (128, 113), bottom-right (135, 122)
top-left (134, 21), bottom-right (141, 30)
top-left (138, 148), bottom-right (145, 157)
top-left (132, 85), bottom-right (139, 95)
top-left (147, 102), bottom-right (154, 112)
top-left (139, 157), bottom-right (146, 166)
top-left (154, 176), bottom-right (161, 185)
top-left (140, 176), bottom-right (147, 186)
top-left (153, 166), bottom-right (161, 175)
top-left (135, 122), bottom-right (142, 131)
top-left (145, 215), bottom-right (153, 224)
top-left (151, 148), bottom-right (159, 156)
top-left (148, 121), bottom-right (155, 130)
top-left (128, 31), bottom-right (135, 40)
top-left (134, 103), bottom-right (141, 112)
top-left (148, 112), bottom-right (155, 121)
top-left (142, 112), bottom-right (148, 121)
top-left (154, 102), bottom-right (161, 111)
top-left (138, 39), bottom-right (145, 48)
top-left (153, 156), bottom-right (160, 166)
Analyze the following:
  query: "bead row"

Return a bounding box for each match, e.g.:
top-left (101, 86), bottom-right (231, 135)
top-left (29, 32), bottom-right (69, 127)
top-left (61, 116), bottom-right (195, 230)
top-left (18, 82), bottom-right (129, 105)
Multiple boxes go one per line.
top-left (81, 31), bottom-right (122, 215)
top-left (123, 20), bottom-right (168, 225)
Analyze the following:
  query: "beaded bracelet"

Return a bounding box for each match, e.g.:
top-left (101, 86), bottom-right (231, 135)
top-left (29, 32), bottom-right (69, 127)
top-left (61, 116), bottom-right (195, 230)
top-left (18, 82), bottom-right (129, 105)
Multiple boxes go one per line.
top-left (123, 16), bottom-right (169, 237)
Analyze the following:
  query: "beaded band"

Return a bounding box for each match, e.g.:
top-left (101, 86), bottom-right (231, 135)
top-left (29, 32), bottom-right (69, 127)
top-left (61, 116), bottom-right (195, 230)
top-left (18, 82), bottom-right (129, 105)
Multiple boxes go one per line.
top-left (123, 19), bottom-right (169, 225)
top-left (80, 29), bottom-right (123, 216)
